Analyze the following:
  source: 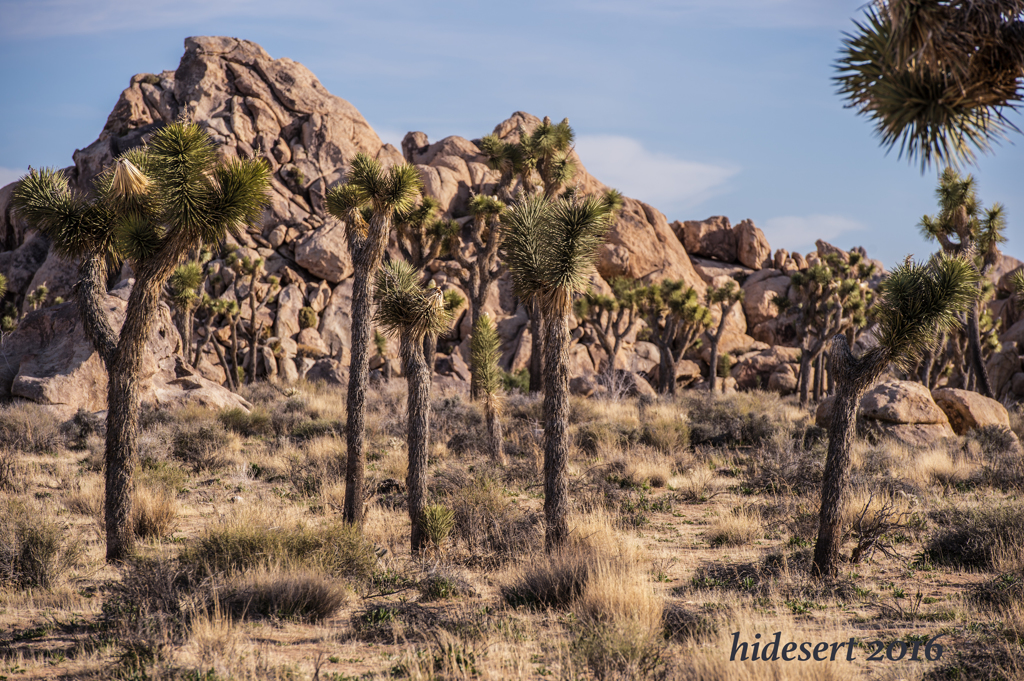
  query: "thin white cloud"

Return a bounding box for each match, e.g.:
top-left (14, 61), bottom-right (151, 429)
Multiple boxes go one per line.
top-left (762, 214), bottom-right (867, 253)
top-left (575, 135), bottom-right (737, 210)
top-left (0, 167), bottom-right (25, 188)
top-left (574, 0), bottom-right (862, 29)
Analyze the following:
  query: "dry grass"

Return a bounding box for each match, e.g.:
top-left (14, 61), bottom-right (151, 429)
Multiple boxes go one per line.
top-left (132, 485), bottom-right (179, 539)
top-left (220, 563), bottom-right (351, 621)
top-left (706, 507), bottom-right (764, 547)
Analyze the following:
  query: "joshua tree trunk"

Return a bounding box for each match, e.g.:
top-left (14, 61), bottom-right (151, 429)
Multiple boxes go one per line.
top-left (966, 306), bottom-right (994, 398)
top-left (485, 396), bottom-right (506, 465)
top-left (213, 340), bottom-right (235, 391)
top-left (177, 307), bottom-right (194, 356)
top-left (813, 354), bottom-right (825, 402)
top-left (813, 336), bottom-right (888, 578)
top-left (105, 260), bottom-right (178, 561)
top-left (542, 312), bottom-right (571, 550)
top-left (529, 302), bottom-right (544, 393)
top-left (658, 344), bottom-right (675, 395)
top-left (423, 335), bottom-right (437, 379)
top-left (73, 251), bottom-right (117, 369)
top-left (401, 335), bottom-right (431, 554)
top-left (919, 346), bottom-right (934, 386)
top-left (344, 221), bottom-right (391, 527)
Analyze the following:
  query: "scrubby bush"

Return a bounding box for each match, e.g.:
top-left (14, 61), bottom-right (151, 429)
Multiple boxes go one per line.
top-left (682, 391), bottom-right (797, 448)
top-left (926, 505), bottom-right (1024, 570)
top-left (171, 421), bottom-right (238, 471)
top-left (298, 306), bottom-right (318, 329)
top-left (443, 476), bottom-right (540, 562)
top-left (220, 565), bottom-right (350, 621)
top-left (218, 407), bottom-right (273, 437)
top-left (0, 499), bottom-right (82, 588)
top-left (132, 486), bottom-right (179, 539)
top-left (706, 507), bottom-right (763, 547)
top-left (0, 401), bottom-right (64, 453)
top-left (289, 437), bottom-right (345, 496)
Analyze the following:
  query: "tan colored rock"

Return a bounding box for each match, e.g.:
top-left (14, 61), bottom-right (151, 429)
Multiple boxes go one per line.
top-left (932, 388), bottom-right (1011, 435)
top-left (306, 280), bottom-right (331, 313)
top-left (597, 198), bottom-right (705, 293)
top-left (734, 219), bottom-right (771, 270)
top-left (987, 344), bottom-right (1022, 399)
top-left (318, 280), bottom-right (353, 357)
top-left (767, 363), bottom-right (798, 395)
top-left (274, 283), bottom-right (304, 339)
top-left (815, 239), bottom-right (849, 263)
top-left (860, 380), bottom-right (950, 425)
top-left (730, 346), bottom-right (802, 390)
top-left (570, 375), bottom-right (598, 397)
top-left (689, 256), bottom-right (753, 285)
top-left (0, 232), bottom-right (50, 299)
top-left (677, 216), bottom-right (736, 262)
top-left (21, 247), bottom-right (80, 314)
top-left (742, 268), bottom-right (790, 328)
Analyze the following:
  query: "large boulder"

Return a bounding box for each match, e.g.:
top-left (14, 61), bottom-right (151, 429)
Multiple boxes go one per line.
top-left (733, 219), bottom-right (771, 270)
top-left (816, 380), bottom-right (955, 447)
top-left (987, 344), bottom-right (1023, 399)
top-left (293, 221), bottom-right (353, 283)
top-left (730, 346), bottom-right (802, 390)
top-left (676, 216), bottom-right (736, 263)
top-left (318, 280), bottom-right (353, 358)
top-left (931, 388), bottom-right (1011, 435)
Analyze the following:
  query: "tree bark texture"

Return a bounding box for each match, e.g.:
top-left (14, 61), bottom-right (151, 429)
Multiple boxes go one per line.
top-left (401, 334), bottom-right (431, 554)
top-left (542, 313), bottom-right (571, 550)
top-left (73, 251), bottom-right (117, 370)
top-left (529, 302), bottom-right (544, 393)
top-left (966, 305), bottom-right (994, 398)
top-left (812, 336), bottom-right (888, 578)
top-left (486, 397), bottom-right (506, 465)
top-left (343, 218), bottom-right (391, 527)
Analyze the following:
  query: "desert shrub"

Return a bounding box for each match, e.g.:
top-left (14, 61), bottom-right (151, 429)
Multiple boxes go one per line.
top-left (573, 559), bottom-right (665, 680)
top-left (0, 499), bottom-right (82, 588)
top-left (926, 505), bottom-right (1024, 569)
top-left (64, 475), bottom-right (104, 517)
top-left (662, 601), bottom-right (719, 643)
top-left (683, 391), bottom-right (795, 448)
top-left (502, 368), bottom-right (530, 395)
top-left (0, 401), bottom-right (63, 453)
top-left (298, 306), bottom-right (318, 329)
top-left (62, 408), bottom-right (105, 450)
top-left (706, 507), bottom-right (763, 547)
top-left (0, 446), bottom-right (24, 492)
top-left (577, 421), bottom-right (622, 458)
top-left (637, 417), bottom-right (689, 455)
top-left (716, 352), bottom-right (733, 378)
top-left (133, 486), bottom-right (178, 539)
top-left (419, 569), bottom-right (474, 602)
top-left (289, 437), bottom-right (345, 496)
top-left (607, 452), bottom-right (672, 489)
top-left (218, 407), bottom-right (273, 437)
top-left (290, 418), bottom-right (343, 441)
top-left (444, 476), bottom-right (541, 561)
top-left (139, 457), bottom-right (190, 493)
top-left (968, 424), bottom-right (1021, 456)
top-left (503, 548), bottom-right (597, 609)
top-left (179, 515), bottom-right (376, 582)
top-left (745, 440), bottom-right (826, 495)
top-left (220, 565), bottom-right (350, 622)
top-left (171, 421), bottom-right (238, 471)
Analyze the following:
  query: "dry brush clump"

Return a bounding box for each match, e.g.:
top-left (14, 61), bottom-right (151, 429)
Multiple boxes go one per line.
top-left (0, 499), bottom-right (83, 589)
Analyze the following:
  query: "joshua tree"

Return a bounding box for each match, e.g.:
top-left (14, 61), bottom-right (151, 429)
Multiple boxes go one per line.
top-left (192, 295), bottom-right (239, 390)
top-left (574, 277), bottom-right (645, 372)
top-left (706, 281), bottom-right (744, 393)
top-left (167, 261), bottom-right (204, 352)
top-left (26, 284), bottom-right (49, 311)
top-left (919, 167), bottom-right (1008, 396)
top-left (12, 121), bottom-right (270, 560)
top-left (0, 274), bottom-right (6, 301)
top-left (1014, 269), bottom-right (1024, 301)
top-left (325, 153), bottom-right (422, 528)
top-left (637, 280), bottom-right (712, 394)
top-left (814, 254), bottom-right (978, 578)
top-left (782, 254), bottom-right (873, 406)
top-left (505, 194), bottom-right (613, 549)
top-left (471, 313), bottom-right (506, 464)
top-left (372, 260), bottom-right (454, 553)
top-left (479, 134), bottom-right (529, 201)
top-left (225, 254), bottom-right (280, 384)
top-left (835, 0), bottom-right (1024, 169)
top-left (373, 330), bottom-right (391, 382)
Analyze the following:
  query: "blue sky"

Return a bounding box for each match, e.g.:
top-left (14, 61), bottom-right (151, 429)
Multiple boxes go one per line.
top-left (1, 0), bottom-right (1021, 267)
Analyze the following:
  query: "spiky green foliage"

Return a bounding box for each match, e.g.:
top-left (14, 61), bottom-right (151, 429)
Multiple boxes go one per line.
top-left (325, 155), bottom-right (422, 236)
top-left (505, 195), bottom-right (614, 316)
top-left (373, 261), bottom-right (454, 341)
top-left (471, 313), bottom-right (503, 398)
top-left (0, 274), bottom-right (6, 300)
top-left (835, 1), bottom-right (1024, 169)
top-left (27, 285), bottom-right (49, 311)
top-left (167, 262), bottom-right (204, 311)
top-left (372, 330), bottom-right (388, 359)
top-left (1013, 269), bottom-right (1024, 303)
top-left (707, 280), bottom-right (744, 307)
top-left (874, 254), bottom-right (981, 371)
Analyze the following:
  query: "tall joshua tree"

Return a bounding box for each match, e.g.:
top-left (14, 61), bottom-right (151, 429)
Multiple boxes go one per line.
top-left (373, 260), bottom-right (454, 553)
top-left (835, 0), bottom-right (1024, 169)
top-left (638, 280), bottom-right (712, 394)
top-left (471, 313), bottom-right (506, 464)
top-left (12, 121), bottom-right (270, 560)
top-left (706, 281), bottom-right (744, 393)
top-left (919, 167), bottom-right (1008, 397)
top-left (813, 254), bottom-right (978, 577)
top-left (325, 153), bottom-right (422, 528)
top-left (505, 194), bottom-right (613, 549)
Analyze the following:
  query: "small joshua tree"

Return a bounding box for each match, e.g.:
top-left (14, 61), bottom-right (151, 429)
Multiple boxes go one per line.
top-left (574, 277), bottom-right (645, 372)
top-left (12, 121), bottom-right (270, 561)
top-left (638, 280), bottom-right (712, 394)
top-left (373, 260), bottom-right (454, 553)
top-left (706, 281), bottom-right (744, 393)
top-left (471, 313), bottom-right (506, 464)
top-left (27, 284), bottom-right (49, 311)
top-left (167, 261), bottom-right (204, 352)
top-left (504, 194), bottom-right (613, 549)
top-left (813, 254), bottom-right (978, 578)
top-left (325, 153), bottom-right (423, 528)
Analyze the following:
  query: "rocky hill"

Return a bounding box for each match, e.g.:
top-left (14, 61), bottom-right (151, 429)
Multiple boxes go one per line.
top-left (1, 36), bottom-right (1023, 417)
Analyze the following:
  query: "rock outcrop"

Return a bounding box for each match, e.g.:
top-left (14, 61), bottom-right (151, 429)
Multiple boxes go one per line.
top-left (932, 388), bottom-right (1011, 435)
top-left (816, 380), bottom-right (956, 447)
